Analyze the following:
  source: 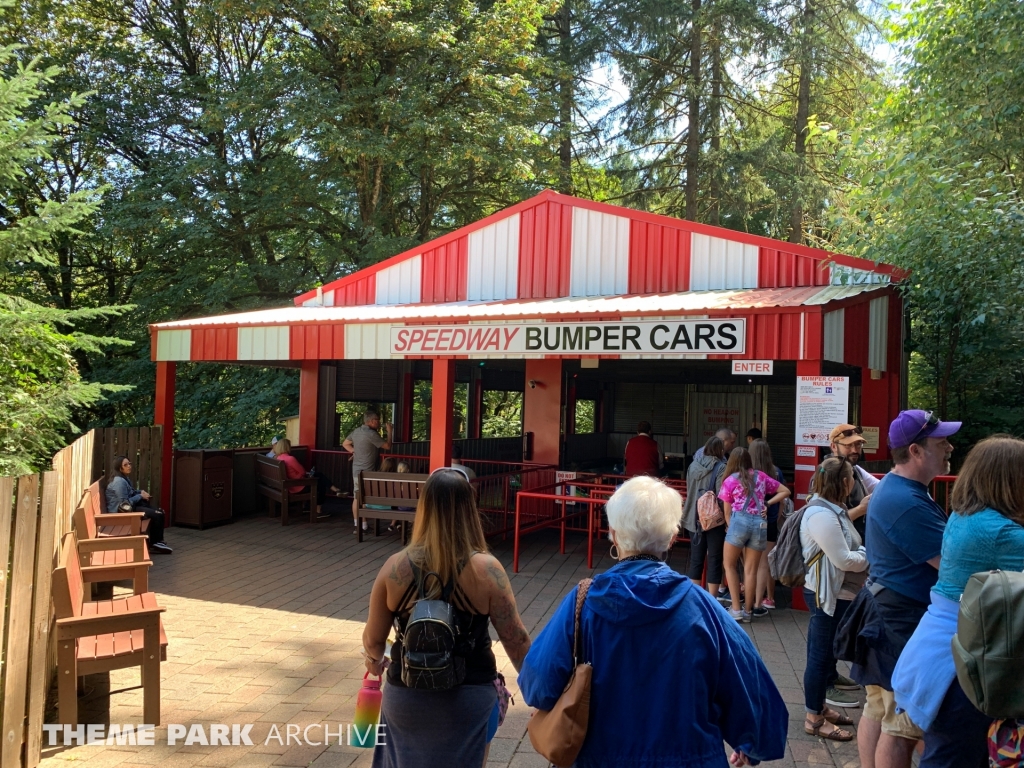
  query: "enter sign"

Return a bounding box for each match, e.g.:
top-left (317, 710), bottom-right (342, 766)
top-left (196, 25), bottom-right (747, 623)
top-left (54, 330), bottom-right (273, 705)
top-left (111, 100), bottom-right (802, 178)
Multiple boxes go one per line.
top-left (732, 360), bottom-right (774, 375)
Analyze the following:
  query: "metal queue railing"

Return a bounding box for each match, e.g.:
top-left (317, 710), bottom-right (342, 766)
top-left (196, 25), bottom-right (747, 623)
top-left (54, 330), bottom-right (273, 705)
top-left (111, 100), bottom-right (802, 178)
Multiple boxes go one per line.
top-left (511, 475), bottom-right (690, 573)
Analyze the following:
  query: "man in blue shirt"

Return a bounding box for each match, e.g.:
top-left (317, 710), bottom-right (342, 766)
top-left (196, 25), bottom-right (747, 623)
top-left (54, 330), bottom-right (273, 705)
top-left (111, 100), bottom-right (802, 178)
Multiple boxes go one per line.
top-left (857, 410), bottom-right (959, 768)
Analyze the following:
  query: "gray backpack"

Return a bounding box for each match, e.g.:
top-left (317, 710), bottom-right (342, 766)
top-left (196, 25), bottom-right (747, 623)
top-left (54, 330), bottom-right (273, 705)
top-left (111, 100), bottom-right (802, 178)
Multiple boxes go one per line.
top-left (768, 502), bottom-right (824, 588)
top-left (952, 569), bottom-right (1024, 717)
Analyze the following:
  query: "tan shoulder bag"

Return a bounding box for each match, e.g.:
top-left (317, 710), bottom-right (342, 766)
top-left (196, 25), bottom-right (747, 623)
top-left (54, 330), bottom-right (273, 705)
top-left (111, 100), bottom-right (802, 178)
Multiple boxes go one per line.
top-left (527, 578), bottom-right (593, 767)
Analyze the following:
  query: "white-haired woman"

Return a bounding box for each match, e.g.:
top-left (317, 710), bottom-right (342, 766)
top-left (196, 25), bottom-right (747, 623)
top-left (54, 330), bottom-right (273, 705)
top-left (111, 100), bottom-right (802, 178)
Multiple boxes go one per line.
top-left (518, 477), bottom-right (788, 767)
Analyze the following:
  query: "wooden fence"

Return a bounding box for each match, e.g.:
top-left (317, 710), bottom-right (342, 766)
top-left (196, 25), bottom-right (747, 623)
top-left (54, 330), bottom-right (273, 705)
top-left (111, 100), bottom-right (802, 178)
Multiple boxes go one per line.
top-left (0, 426), bottom-right (162, 768)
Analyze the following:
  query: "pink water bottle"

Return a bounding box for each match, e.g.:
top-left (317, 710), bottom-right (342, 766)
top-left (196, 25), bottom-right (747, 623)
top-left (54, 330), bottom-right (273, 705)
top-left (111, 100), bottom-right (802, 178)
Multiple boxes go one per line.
top-left (351, 672), bottom-right (382, 747)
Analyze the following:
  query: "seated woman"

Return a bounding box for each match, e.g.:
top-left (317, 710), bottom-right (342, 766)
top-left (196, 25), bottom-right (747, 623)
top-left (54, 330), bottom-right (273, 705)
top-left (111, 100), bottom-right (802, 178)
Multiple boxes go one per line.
top-left (518, 476), bottom-right (788, 767)
top-left (272, 438), bottom-right (338, 516)
top-left (105, 455), bottom-right (172, 554)
top-left (362, 469), bottom-right (532, 768)
top-left (800, 456), bottom-right (868, 741)
top-left (893, 435), bottom-right (1024, 768)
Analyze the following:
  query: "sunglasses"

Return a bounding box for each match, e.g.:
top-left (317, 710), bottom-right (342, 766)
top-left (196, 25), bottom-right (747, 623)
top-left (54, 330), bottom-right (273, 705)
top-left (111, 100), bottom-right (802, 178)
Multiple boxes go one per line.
top-left (429, 466), bottom-right (471, 482)
top-left (909, 410), bottom-right (940, 444)
top-left (835, 427), bottom-right (863, 439)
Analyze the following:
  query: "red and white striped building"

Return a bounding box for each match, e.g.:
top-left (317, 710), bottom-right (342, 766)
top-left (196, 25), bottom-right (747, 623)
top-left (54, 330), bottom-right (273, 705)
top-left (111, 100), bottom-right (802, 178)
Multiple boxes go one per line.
top-left (151, 190), bottom-right (904, 501)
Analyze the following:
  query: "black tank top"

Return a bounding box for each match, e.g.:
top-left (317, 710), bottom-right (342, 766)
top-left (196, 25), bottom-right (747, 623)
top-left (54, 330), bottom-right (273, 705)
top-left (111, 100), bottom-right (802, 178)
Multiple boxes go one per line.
top-left (386, 557), bottom-right (497, 687)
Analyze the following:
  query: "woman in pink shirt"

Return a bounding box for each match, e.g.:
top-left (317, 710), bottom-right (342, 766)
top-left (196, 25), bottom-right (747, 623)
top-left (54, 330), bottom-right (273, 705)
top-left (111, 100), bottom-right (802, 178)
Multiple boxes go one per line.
top-left (273, 439), bottom-right (338, 516)
top-left (718, 447), bottom-right (791, 622)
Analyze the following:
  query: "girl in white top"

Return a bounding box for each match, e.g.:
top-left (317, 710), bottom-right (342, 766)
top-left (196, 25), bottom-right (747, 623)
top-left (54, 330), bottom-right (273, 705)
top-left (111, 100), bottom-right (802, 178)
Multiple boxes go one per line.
top-left (799, 456), bottom-right (869, 742)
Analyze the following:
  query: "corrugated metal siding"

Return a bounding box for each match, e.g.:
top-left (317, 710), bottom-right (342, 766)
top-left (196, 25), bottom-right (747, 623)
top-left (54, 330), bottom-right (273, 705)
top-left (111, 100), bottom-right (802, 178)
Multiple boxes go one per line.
top-left (467, 214), bottom-right (519, 301)
top-left (628, 220), bottom-right (690, 294)
top-left (333, 274), bottom-right (376, 307)
top-left (570, 207), bottom-right (630, 297)
top-left (843, 302), bottom-right (869, 369)
top-left (824, 309), bottom-right (845, 363)
top-left (290, 324), bottom-right (346, 360)
top-left (421, 238), bottom-right (467, 303)
top-left (375, 255), bottom-right (422, 305)
top-left (868, 296), bottom-right (889, 371)
top-left (518, 199), bottom-right (572, 299)
top-left (336, 360), bottom-right (402, 402)
top-left (747, 313), bottom-right (804, 360)
top-left (344, 323), bottom-right (393, 359)
top-left (155, 284), bottom-right (888, 330)
top-left (803, 312), bottom-right (823, 360)
top-left (191, 327), bottom-right (236, 361)
top-left (690, 234), bottom-right (759, 290)
top-left (237, 326), bottom-right (290, 360)
top-left (758, 247), bottom-right (830, 288)
top-left (156, 329), bottom-right (191, 361)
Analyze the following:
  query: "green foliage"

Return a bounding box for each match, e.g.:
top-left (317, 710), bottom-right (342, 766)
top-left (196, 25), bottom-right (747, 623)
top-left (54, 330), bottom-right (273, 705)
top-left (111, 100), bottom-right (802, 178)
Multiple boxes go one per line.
top-left (575, 398), bottom-right (596, 433)
top-left (175, 365), bottom-right (299, 449)
top-left (481, 390), bottom-right (522, 437)
top-left (0, 38), bottom-right (128, 474)
top-left (835, 0), bottom-right (1024, 444)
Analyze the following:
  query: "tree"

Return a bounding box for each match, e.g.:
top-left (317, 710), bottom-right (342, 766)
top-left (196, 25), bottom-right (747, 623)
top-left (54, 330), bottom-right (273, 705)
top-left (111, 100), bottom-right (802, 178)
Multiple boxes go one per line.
top-left (0, 42), bottom-right (127, 474)
top-left (835, 0), bottom-right (1024, 444)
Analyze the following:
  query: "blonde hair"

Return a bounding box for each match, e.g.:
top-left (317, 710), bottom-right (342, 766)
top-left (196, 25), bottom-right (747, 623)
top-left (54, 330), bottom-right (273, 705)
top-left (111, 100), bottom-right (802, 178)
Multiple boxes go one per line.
top-left (605, 476), bottom-right (682, 555)
top-left (379, 457), bottom-right (396, 473)
top-left (397, 461), bottom-right (411, 473)
top-left (272, 438), bottom-right (291, 456)
top-left (405, 471), bottom-right (488, 594)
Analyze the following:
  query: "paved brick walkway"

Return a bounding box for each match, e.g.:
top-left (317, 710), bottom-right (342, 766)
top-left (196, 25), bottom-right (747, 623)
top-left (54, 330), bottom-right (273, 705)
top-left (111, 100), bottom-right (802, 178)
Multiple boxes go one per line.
top-left (41, 512), bottom-right (867, 768)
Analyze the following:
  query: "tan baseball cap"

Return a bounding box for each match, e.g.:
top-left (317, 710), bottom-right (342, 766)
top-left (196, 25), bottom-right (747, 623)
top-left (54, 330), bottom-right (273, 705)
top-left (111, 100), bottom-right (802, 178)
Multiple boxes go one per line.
top-left (829, 424), bottom-right (866, 446)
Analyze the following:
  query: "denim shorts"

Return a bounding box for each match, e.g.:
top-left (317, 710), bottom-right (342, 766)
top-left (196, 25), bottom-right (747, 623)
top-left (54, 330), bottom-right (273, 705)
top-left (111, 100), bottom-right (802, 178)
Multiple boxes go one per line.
top-left (725, 513), bottom-right (767, 551)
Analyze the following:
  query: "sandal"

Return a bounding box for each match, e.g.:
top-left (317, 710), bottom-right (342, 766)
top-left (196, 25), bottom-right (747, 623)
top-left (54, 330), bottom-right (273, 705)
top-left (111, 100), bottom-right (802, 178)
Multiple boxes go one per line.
top-left (823, 707), bottom-right (853, 726)
top-left (804, 717), bottom-right (853, 742)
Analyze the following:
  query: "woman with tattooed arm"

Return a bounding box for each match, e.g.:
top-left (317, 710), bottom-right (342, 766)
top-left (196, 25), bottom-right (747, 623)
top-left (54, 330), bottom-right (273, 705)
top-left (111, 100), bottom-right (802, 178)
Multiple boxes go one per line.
top-left (362, 468), bottom-right (531, 768)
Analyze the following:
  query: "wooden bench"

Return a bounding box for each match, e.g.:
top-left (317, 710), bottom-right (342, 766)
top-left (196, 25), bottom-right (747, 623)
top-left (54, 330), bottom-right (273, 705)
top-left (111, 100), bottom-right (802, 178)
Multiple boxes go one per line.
top-left (72, 507), bottom-right (152, 594)
top-left (356, 471), bottom-right (428, 543)
top-left (255, 455), bottom-right (318, 525)
top-left (79, 480), bottom-right (150, 538)
top-left (52, 532), bottom-right (167, 726)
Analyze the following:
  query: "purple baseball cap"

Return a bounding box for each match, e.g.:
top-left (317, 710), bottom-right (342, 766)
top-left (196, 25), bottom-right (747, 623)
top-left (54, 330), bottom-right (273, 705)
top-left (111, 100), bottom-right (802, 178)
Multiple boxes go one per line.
top-left (888, 410), bottom-right (961, 449)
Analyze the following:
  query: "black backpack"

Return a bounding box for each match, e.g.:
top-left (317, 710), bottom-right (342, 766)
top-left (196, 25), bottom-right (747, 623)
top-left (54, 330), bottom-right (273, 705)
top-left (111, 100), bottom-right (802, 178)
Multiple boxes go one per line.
top-left (399, 568), bottom-right (465, 690)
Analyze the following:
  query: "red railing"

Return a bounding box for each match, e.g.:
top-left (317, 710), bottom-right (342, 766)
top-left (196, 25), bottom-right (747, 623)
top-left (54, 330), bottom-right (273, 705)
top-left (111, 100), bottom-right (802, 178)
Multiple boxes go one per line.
top-left (510, 474), bottom-right (691, 573)
top-left (513, 486), bottom-right (607, 573)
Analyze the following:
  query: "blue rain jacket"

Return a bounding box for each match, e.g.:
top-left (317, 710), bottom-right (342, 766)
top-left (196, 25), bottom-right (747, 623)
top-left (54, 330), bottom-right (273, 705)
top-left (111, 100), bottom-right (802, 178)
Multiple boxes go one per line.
top-left (518, 560), bottom-right (788, 767)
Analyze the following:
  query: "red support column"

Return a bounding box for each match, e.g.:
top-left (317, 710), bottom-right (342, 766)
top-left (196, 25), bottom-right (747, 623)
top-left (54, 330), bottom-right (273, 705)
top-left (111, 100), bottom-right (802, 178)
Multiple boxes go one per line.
top-left (861, 369), bottom-right (893, 464)
top-left (299, 361), bottom-right (319, 453)
top-left (792, 358), bottom-right (823, 612)
top-left (429, 359), bottom-right (456, 470)
top-left (154, 361), bottom-right (175, 518)
top-left (523, 359), bottom-right (563, 466)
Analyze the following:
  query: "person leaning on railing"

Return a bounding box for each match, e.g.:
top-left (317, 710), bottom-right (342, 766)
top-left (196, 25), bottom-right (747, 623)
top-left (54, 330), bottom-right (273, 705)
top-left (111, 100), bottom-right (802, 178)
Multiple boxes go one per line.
top-left (518, 476), bottom-right (788, 767)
